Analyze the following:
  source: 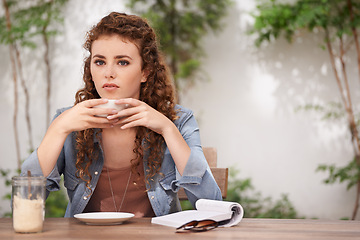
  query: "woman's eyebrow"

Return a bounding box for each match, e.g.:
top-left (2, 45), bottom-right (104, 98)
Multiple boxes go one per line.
top-left (115, 55), bottom-right (133, 60)
top-left (92, 54), bottom-right (133, 60)
top-left (92, 54), bottom-right (105, 59)
top-left (92, 54), bottom-right (132, 60)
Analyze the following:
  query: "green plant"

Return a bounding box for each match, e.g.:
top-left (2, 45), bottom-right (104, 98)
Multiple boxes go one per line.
top-left (0, 169), bottom-right (13, 217)
top-left (127, 0), bottom-right (232, 94)
top-left (317, 156), bottom-right (360, 191)
top-left (250, 0), bottom-right (360, 220)
top-left (225, 168), bottom-right (298, 218)
top-left (45, 178), bottom-right (68, 218)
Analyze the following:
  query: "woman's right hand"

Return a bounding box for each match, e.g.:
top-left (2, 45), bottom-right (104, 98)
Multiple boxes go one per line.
top-left (53, 99), bottom-right (119, 134)
top-left (38, 99), bottom-right (119, 176)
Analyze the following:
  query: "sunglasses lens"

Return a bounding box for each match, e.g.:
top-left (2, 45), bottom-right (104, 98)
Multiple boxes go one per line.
top-left (177, 220), bottom-right (198, 230)
top-left (196, 220), bottom-right (217, 227)
top-left (176, 219), bottom-right (218, 232)
top-left (192, 220), bottom-right (218, 232)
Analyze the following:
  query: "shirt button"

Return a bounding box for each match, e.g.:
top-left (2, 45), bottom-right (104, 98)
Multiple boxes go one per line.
top-left (151, 196), bottom-right (155, 200)
top-left (95, 171), bottom-right (98, 175)
top-left (83, 196), bottom-right (87, 200)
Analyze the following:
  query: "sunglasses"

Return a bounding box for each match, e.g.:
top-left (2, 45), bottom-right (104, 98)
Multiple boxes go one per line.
top-left (176, 219), bottom-right (219, 232)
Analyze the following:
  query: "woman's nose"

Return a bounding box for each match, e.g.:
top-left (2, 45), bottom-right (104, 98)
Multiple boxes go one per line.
top-left (105, 65), bottom-right (116, 79)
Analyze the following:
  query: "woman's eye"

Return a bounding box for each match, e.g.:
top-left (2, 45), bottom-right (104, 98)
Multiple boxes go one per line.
top-left (118, 60), bottom-right (129, 66)
top-left (94, 60), bottom-right (105, 66)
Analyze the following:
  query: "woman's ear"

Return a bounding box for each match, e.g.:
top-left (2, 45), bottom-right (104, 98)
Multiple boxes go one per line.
top-left (141, 70), bottom-right (148, 83)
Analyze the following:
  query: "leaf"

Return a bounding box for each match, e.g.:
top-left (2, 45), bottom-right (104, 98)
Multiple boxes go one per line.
top-left (249, 0), bottom-right (358, 48)
top-left (2, 193), bottom-right (11, 201)
top-left (317, 156), bottom-right (360, 190)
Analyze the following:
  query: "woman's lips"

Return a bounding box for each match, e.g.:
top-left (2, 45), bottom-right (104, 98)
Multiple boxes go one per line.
top-left (103, 83), bottom-right (119, 89)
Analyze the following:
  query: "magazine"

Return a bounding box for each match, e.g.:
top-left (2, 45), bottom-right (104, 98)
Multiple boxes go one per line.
top-left (151, 199), bottom-right (244, 228)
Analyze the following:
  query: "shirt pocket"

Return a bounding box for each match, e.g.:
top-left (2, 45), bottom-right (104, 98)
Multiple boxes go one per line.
top-left (64, 170), bottom-right (80, 191)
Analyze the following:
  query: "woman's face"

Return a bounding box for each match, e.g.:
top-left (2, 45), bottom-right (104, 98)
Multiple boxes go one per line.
top-left (90, 34), bottom-right (146, 100)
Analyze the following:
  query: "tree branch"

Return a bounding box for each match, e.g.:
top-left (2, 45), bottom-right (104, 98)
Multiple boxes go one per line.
top-left (353, 180), bottom-right (360, 220)
top-left (347, 0), bottom-right (360, 85)
top-left (325, 28), bottom-right (349, 111)
top-left (42, 24), bottom-right (51, 128)
top-left (2, 0), bottom-right (21, 170)
top-left (339, 22), bottom-right (360, 221)
top-left (14, 45), bottom-right (34, 151)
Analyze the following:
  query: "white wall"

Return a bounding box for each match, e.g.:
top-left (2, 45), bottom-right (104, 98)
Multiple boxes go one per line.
top-left (0, 0), bottom-right (359, 220)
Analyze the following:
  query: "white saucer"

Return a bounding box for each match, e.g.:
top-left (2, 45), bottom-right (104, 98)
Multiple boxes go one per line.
top-left (74, 212), bottom-right (135, 225)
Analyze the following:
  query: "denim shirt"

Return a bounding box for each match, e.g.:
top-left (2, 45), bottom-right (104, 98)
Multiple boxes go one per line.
top-left (21, 105), bottom-right (222, 217)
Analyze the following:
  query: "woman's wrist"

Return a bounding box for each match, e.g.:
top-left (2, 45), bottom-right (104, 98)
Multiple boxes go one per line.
top-left (50, 111), bottom-right (75, 136)
top-left (160, 120), bottom-right (177, 139)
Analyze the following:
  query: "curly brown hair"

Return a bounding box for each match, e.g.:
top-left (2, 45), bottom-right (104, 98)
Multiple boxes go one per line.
top-left (74, 12), bottom-right (178, 191)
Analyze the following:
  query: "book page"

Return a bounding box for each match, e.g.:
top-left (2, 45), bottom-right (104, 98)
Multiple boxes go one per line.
top-left (196, 199), bottom-right (236, 213)
top-left (196, 199), bottom-right (244, 227)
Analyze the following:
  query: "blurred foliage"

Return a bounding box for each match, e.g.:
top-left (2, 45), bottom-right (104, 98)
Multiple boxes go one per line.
top-left (180, 198), bottom-right (193, 211)
top-left (295, 102), bottom-right (346, 122)
top-left (127, 0), bottom-right (232, 92)
top-left (317, 156), bottom-right (360, 191)
top-left (45, 178), bottom-right (68, 218)
top-left (250, 0), bottom-right (360, 220)
top-left (225, 168), bottom-right (298, 218)
top-left (250, 0), bottom-right (360, 47)
top-left (0, 168), bottom-right (15, 217)
top-left (0, 0), bottom-right (68, 47)
top-left (182, 168), bottom-right (299, 219)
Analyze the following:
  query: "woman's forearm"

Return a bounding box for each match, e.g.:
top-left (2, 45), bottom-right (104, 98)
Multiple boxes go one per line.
top-left (162, 122), bottom-right (191, 175)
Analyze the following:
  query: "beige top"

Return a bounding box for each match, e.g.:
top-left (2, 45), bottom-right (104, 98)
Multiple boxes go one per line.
top-left (83, 161), bottom-right (155, 218)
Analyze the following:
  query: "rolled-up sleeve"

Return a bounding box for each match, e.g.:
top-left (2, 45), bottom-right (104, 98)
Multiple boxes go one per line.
top-left (169, 106), bottom-right (222, 205)
top-left (21, 149), bottom-right (62, 193)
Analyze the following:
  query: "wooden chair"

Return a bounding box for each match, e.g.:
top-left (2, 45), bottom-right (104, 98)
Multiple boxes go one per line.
top-left (178, 147), bottom-right (228, 200)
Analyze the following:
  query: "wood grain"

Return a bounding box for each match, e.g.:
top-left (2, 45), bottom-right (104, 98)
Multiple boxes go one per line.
top-left (1, 218), bottom-right (359, 240)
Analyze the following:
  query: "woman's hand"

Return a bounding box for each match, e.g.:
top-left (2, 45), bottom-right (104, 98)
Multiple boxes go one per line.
top-left (38, 98), bottom-right (121, 176)
top-left (107, 98), bottom-right (173, 135)
top-left (106, 98), bottom-right (191, 175)
top-left (54, 99), bottom-right (120, 134)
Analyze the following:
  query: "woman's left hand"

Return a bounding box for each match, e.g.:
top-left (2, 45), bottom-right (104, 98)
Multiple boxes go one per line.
top-left (109, 98), bottom-right (190, 175)
top-left (107, 98), bottom-right (173, 135)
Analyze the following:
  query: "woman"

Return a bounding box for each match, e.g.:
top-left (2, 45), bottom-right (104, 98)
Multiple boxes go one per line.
top-left (21, 12), bottom-right (221, 218)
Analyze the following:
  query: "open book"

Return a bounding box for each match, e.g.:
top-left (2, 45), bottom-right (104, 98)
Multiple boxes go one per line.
top-left (151, 199), bottom-right (244, 228)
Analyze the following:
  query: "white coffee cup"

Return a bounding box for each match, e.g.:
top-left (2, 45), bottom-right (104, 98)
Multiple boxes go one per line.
top-left (93, 99), bottom-right (127, 117)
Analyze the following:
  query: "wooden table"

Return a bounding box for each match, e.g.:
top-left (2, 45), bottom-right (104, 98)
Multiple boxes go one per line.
top-left (0, 217), bottom-right (359, 239)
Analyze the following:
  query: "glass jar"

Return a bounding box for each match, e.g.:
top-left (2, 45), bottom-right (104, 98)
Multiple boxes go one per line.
top-left (12, 176), bottom-right (46, 233)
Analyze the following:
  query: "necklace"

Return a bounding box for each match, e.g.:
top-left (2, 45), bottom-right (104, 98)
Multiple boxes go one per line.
top-left (106, 167), bottom-right (132, 212)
